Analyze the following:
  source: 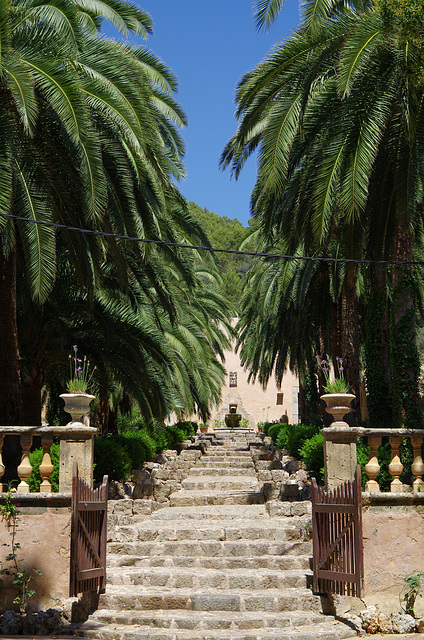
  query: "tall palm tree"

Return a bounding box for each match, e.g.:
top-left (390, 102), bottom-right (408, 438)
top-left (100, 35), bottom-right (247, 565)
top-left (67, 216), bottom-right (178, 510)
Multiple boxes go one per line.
top-left (223, 0), bottom-right (424, 425)
top-left (0, 0), bottom-right (198, 425)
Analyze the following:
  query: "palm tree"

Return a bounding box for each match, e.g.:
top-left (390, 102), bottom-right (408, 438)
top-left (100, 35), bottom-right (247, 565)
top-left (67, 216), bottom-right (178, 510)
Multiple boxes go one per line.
top-left (223, 0), bottom-right (424, 425)
top-left (0, 0), bottom-right (198, 425)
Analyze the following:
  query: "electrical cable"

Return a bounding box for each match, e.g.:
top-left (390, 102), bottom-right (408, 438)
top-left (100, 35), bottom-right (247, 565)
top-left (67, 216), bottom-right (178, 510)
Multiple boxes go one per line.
top-left (0, 211), bottom-right (422, 265)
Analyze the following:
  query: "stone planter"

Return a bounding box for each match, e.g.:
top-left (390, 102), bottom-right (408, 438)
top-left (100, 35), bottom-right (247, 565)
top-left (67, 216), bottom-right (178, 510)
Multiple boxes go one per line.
top-left (321, 393), bottom-right (356, 425)
top-left (60, 393), bottom-right (95, 425)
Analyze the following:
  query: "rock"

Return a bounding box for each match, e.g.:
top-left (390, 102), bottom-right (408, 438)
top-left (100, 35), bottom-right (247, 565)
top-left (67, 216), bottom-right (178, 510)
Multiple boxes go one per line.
top-left (360, 605), bottom-right (379, 633)
top-left (262, 481), bottom-right (281, 501)
top-left (280, 483), bottom-right (301, 500)
top-left (377, 612), bottom-right (393, 634)
top-left (416, 617), bottom-right (424, 632)
top-left (284, 459), bottom-right (303, 474)
top-left (392, 612), bottom-right (416, 633)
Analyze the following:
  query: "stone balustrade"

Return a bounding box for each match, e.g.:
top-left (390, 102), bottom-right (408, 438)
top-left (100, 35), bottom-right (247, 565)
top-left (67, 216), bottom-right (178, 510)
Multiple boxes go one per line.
top-left (0, 425), bottom-right (97, 494)
top-left (322, 425), bottom-right (424, 493)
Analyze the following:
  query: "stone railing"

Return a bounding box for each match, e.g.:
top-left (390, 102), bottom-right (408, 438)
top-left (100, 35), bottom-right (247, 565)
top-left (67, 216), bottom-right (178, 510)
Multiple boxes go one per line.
top-left (0, 425), bottom-right (97, 494)
top-left (322, 425), bottom-right (424, 494)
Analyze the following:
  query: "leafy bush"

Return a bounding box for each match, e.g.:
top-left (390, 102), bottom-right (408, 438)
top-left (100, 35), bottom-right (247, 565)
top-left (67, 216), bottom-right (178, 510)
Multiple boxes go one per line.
top-left (29, 443), bottom-right (60, 492)
top-left (299, 433), bottom-right (324, 484)
top-left (94, 437), bottom-right (132, 483)
top-left (275, 423), bottom-right (321, 459)
top-left (93, 421), bottom-right (197, 482)
top-left (267, 423), bottom-right (285, 442)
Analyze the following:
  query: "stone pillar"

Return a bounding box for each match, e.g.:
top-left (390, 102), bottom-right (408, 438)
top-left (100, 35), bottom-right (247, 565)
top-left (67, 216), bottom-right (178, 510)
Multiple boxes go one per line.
top-left (322, 426), bottom-right (357, 489)
top-left (58, 426), bottom-right (97, 492)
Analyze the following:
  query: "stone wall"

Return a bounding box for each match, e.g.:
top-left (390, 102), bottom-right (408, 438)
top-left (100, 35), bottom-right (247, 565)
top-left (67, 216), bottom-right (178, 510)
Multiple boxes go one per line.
top-left (362, 505), bottom-right (424, 616)
top-left (0, 508), bottom-right (71, 611)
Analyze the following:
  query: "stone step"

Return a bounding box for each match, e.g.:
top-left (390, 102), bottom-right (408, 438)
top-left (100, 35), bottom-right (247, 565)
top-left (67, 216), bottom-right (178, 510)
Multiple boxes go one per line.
top-left (193, 459), bottom-right (256, 469)
top-left (207, 450), bottom-right (253, 457)
top-left (79, 620), bottom-right (353, 640)
top-left (85, 608), bottom-right (331, 632)
top-left (99, 586), bottom-right (323, 613)
top-left (107, 554), bottom-right (312, 571)
top-left (105, 567), bottom-right (312, 590)
top-left (181, 476), bottom-right (262, 491)
top-left (189, 466), bottom-right (256, 476)
top-left (140, 504), bottom-right (272, 520)
top-left (107, 539), bottom-right (312, 558)
top-left (111, 520), bottom-right (304, 542)
top-left (169, 489), bottom-right (265, 507)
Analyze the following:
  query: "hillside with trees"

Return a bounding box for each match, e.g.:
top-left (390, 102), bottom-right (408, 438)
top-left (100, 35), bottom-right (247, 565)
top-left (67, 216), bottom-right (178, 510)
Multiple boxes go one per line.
top-left (188, 202), bottom-right (252, 306)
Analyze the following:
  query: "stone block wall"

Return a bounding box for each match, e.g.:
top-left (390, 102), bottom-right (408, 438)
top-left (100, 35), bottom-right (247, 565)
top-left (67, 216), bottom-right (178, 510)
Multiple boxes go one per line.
top-left (0, 508), bottom-right (71, 611)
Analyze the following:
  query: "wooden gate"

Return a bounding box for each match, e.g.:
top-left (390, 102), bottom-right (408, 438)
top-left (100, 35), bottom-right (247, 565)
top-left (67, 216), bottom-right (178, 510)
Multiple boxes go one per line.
top-left (70, 463), bottom-right (108, 597)
top-left (311, 465), bottom-right (363, 597)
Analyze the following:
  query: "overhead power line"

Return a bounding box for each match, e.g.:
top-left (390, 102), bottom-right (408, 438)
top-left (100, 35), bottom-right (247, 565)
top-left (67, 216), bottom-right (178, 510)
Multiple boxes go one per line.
top-left (0, 212), bottom-right (421, 266)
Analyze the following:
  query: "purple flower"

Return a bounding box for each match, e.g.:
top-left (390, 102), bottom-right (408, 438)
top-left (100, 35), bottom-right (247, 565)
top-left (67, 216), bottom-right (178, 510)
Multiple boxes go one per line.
top-left (77, 367), bottom-right (82, 372)
top-left (73, 345), bottom-right (78, 351)
top-left (77, 358), bottom-right (82, 363)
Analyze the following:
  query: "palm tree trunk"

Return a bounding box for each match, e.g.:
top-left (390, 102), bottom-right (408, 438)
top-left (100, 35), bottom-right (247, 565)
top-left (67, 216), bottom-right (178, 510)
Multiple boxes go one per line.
top-left (21, 378), bottom-right (43, 426)
top-left (0, 245), bottom-right (21, 425)
top-left (365, 264), bottom-right (392, 426)
top-left (390, 223), bottom-right (422, 427)
top-left (341, 264), bottom-right (361, 420)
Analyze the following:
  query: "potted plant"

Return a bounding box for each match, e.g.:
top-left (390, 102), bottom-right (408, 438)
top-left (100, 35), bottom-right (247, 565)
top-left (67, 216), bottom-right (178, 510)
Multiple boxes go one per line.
top-left (60, 345), bottom-right (96, 424)
top-left (319, 358), bottom-right (355, 423)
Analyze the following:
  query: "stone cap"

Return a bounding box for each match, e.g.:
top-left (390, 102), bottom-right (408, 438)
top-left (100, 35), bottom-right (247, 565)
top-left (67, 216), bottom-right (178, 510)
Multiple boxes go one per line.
top-left (0, 425), bottom-right (97, 437)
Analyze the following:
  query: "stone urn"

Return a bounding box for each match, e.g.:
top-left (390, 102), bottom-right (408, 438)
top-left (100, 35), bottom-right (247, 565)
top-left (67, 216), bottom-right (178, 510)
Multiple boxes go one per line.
top-left (321, 393), bottom-right (356, 425)
top-left (60, 393), bottom-right (95, 425)
top-left (225, 404), bottom-right (241, 429)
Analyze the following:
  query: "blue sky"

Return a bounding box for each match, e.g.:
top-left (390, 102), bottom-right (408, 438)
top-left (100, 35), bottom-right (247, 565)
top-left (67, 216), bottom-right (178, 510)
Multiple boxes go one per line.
top-left (133, 1), bottom-right (301, 227)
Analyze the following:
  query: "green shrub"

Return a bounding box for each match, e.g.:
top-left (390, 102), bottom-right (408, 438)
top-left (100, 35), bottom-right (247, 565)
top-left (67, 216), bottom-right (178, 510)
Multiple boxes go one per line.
top-left (94, 437), bottom-right (131, 483)
top-left (93, 420), bottom-right (197, 482)
top-left (267, 423), bottom-right (285, 442)
top-left (299, 433), bottom-right (324, 484)
top-left (262, 422), bottom-right (274, 435)
top-left (118, 430), bottom-right (157, 469)
top-left (29, 443), bottom-right (60, 492)
top-left (275, 423), bottom-right (320, 459)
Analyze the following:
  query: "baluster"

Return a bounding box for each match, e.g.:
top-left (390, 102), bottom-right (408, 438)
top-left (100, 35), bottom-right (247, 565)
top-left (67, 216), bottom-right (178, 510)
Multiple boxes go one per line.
top-left (39, 435), bottom-right (54, 493)
top-left (364, 436), bottom-right (381, 492)
top-left (388, 435), bottom-right (403, 492)
top-left (411, 435), bottom-right (424, 492)
top-left (0, 434), bottom-right (4, 491)
top-left (17, 434), bottom-right (33, 493)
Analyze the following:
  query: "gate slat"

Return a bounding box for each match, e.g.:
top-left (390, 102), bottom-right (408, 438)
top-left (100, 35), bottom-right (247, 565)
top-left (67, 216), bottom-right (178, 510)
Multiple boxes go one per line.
top-left (311, 465), bottom-right (363, 597)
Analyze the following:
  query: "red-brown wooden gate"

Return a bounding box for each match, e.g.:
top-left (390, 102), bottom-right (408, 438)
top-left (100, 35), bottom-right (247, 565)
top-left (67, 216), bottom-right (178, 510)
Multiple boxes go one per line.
top-left (311, 465), bottom-right (363, 597)
top-left (70, 463), bottom-right (108, 596)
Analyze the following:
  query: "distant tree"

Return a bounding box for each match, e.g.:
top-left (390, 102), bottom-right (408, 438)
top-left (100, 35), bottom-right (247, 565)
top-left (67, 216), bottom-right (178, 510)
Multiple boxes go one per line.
top-left (188, 202), bottom-right (251, 307)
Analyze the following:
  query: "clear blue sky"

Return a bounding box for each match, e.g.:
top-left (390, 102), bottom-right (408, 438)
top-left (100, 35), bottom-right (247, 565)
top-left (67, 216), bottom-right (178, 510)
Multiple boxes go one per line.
top-left (132, 1), bottom-right (301, 226)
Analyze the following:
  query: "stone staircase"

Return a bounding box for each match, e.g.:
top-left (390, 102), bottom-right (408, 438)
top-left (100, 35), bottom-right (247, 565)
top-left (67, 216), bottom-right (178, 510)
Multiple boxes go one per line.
top-left (78, 429), bottom-right (354, 640)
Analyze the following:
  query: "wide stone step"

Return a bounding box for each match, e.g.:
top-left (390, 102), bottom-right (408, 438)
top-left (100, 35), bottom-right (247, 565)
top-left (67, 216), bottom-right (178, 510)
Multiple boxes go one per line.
top-left (111, 520), bottom-right (304, 542)
top-left (207, 450), bottom-right (252, 457)
top-left (107, 554), bottom-right (312, 571)
top-left (99, 586), bottom-right (322, 613)
top-left (85, 608), bottom-right (332, 632)
top-left (79, 621), bottom-right (353, 640)
top-left (107, 539), bottom-right (312, 558)
top-left (189, 467), bottom-right (256, 476)
top-left (194, 459), bottom-right (256, 469)
top-left (181, 476), bottom-right (262, 491)
top-left (106, 566), bottom-right (312, 590)
top-left (144, 504), bottom-right (271, 521)
top-left (169, 489), bottom-right (264, 506)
